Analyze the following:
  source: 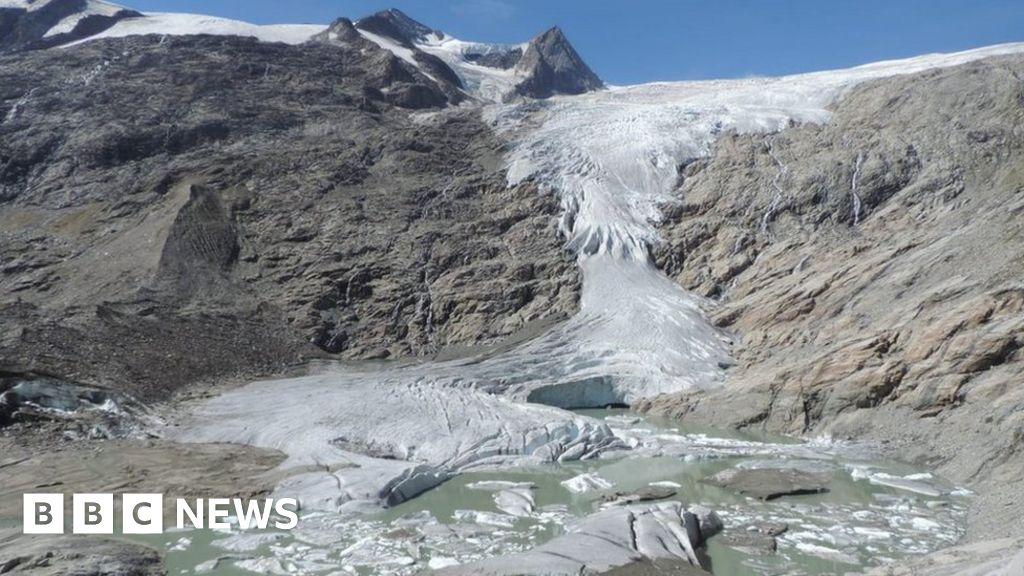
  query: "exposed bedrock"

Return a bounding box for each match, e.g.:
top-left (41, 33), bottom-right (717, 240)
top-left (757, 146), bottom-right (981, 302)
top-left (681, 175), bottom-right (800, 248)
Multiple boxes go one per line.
top-left (435, 501), bottom-right (720, 576)
top-left (169, 371), bottom-right (624, 510)
top-left (639, 55), bottom-right (1024, 540)
top-left (511, 26), bottom-right (604, 100)
top-left (0, 34), bottom-right (580, 401)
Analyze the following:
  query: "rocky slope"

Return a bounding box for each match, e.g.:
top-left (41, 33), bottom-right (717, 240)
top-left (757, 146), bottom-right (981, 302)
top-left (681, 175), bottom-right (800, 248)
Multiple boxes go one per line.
top-left (640, 54), bottom-right (1024, 540)
top-left (0, 30), bottom-right (581, 400)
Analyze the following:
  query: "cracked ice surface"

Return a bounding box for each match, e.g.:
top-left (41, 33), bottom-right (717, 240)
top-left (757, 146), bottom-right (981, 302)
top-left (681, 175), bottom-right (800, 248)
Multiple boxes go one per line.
top-left (171, 375), bottom-right (623, 510)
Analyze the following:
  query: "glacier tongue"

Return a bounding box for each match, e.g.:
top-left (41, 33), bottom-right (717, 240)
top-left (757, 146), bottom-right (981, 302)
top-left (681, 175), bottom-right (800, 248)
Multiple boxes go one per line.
top-left (170, 373), bottom-right (624, 510)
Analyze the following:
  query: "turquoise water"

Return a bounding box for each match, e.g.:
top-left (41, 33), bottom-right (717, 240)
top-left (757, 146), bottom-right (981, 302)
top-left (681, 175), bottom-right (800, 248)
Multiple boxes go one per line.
top-left (5, 410), bottom-right (969, 575)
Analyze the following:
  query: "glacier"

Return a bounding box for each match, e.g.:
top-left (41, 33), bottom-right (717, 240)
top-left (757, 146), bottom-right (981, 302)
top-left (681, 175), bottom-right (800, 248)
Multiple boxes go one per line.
top-left (166, 41), bottom-right (1024, 524)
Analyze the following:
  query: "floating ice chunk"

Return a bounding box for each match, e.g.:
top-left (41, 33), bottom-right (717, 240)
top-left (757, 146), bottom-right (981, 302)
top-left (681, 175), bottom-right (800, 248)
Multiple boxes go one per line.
top-left (561, 472), bottom-right (613, 493)
top-left (910, 517), bottom-right (942, 531)
top-left (168, 536), bottom-right (191, 551)
top-left (234, 557), bottom-right (290, 575)
top-left (795, 542), bottom-right (859, 564)
top-left (466, 481), bottom-right (536, 491)
top-left (211, 532), bottom-right (285, 552)
top-left (453, 510), bottom-right (518, 528)
top-left (429, 557), bottom-right (460, 569)
top-left (494, 487), bottom-right (536, 517)
top-left (867, 472), bottom-right (944, 497)
top-left (853, 526), bottom-right (892, 540)
top-left (650, 480), bottom-right (682, 488)
top-left (604, 415), bottom-right (641, 426)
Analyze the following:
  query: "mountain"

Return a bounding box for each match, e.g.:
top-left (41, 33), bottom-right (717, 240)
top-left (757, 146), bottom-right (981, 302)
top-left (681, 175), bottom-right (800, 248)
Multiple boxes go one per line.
top-left (0, 3), bottom-right (604, 103)
top-left (512, 26), bottom-right (604, 98)
top-left (2, 3), bottom-right (1024, 575)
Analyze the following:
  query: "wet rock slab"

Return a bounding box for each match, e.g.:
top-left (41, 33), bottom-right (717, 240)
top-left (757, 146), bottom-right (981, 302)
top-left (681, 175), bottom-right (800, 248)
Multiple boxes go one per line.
top-left (703, 465), bottom-right (831, 500)
top-left (720, 522), bottom-right (788, 555)
top-left (0, 530), bottom-right (162, 576)
top-left (600, 485), bottom-right (678, 507)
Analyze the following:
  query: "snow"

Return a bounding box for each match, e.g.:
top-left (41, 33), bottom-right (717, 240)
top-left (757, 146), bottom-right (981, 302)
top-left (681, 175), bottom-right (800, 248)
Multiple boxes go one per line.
top-left (357, 29), bottom-right (417, 67)
top-left (0, 0), bottom-right (49, 11)
top-left (414, 33), bottom-right (529, 102)
top-left (356, 29), bottom-right (443, 84)
top-left (43, 0), bottom-right (124, 38)
top-left (68, 12), bottom-right (326, 46)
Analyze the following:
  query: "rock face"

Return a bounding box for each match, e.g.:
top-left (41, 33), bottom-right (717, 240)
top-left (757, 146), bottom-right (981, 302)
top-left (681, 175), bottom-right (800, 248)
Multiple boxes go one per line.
top-left (638, 55), bottom-right (1024, 537)
top-left (436, 502), bottom-right (719, 575)
top-left (512, 26), bottom-right (604, 99)
top-left (0, 32), bottom-right (579, 400)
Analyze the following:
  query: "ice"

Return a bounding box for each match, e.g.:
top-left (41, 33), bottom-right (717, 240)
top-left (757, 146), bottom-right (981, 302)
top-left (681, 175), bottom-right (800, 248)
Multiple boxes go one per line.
top-left (467, 481), bottom-right (536, 491)
top-left (428, 556), bottom-right (460, 569)
top-left (211, 532), bottom-right (285, 552)
top-left (453, 510), bottom-right (518, 529)
top-left (560, 472), bottom-right (613, 493)
top-left (795, 542), bottom-right (860, 564)
top-left (414, 33), bottom-right (528, 102)
top-left (848, 465), bottom-right (948, 496)
top-left (494, 487), bottom-right (536, 517)
top-left (171, 376), bottom-right (622, 511)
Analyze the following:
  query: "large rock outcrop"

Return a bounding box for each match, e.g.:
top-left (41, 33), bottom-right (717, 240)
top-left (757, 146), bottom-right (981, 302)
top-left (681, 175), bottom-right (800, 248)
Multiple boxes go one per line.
top-left (639, 54), bottom-right (1024, 540)
top-left (512, 26), bottom-right (604, 99)
top-left (0, 33), bottom-right (579, 400)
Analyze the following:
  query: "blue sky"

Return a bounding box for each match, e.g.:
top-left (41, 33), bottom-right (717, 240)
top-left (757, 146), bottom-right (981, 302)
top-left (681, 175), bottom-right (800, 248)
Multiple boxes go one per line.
top-left (128, 1), bottom-right (1024, 84)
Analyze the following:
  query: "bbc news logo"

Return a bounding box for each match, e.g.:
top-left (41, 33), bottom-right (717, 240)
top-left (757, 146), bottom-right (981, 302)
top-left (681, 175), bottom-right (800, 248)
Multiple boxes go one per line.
top-left (23, 494), bottom-right (298, 534)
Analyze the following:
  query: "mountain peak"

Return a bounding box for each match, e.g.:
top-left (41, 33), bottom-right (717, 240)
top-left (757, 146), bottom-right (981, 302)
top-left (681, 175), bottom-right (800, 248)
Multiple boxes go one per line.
top-left (356, 7), bottom-right (436, 46)
top-left (512, 25), bottom-right (603, 99)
